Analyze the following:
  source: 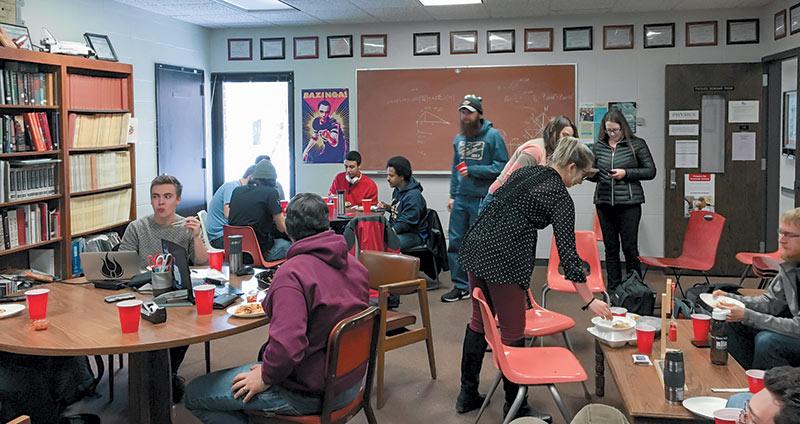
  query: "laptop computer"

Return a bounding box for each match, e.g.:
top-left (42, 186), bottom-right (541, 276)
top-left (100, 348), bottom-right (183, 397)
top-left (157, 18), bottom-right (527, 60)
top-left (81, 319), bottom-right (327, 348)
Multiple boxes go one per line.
top-left (80, 251), bottom-right (142, 281)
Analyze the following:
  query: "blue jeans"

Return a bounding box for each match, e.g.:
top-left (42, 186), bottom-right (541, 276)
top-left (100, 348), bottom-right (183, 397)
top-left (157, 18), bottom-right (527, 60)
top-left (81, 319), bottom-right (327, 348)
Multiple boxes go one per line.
top-left (396, 232), bottom-right (423, 249)
top-left (448, 195), bottom-right (482, 290)
top-left (266, 238), bottom-right (291, 261)
top-left (726, 322), bottom-right (800, 370)
top-left (477, 193), bottom-right (494, 214)
top-left (184, 363), bottom-right (361, 424)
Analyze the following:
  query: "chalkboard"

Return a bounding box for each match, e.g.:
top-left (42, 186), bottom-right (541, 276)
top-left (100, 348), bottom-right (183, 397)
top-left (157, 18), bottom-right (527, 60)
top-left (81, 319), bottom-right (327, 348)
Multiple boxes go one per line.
top-left (356, 65), bottom-right (576, 172)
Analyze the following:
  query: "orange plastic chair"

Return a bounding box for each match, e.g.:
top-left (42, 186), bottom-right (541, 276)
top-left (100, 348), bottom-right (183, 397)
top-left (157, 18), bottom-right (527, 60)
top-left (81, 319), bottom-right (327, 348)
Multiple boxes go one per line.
top-left (473, 288), bottom-right (588, 424)
top-left (735, 247), bottom-right (782, 286)
top-left (223, 225), bottom-right (287, 268)
top-left (245, 306), bottom-right (381, 424)
top-left (639, 211), bottom-right (726, 296)
top-left (752, 255), bottom-right (782, 290)
top-left (592, 211), bottom-right (603, 242)
top-left (542, 231), bottom-right (609, 309)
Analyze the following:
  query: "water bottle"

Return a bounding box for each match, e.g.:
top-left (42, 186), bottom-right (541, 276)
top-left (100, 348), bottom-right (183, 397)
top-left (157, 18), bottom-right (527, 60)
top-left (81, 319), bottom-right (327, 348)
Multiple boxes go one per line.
top-left (664, 350), bottom-right (685, 404)
top-left (710, 308), bottom-right (730, 365)
top-left (228, 235), bottom-right (243, 275)
top-left (336, 190), bottom-right (346, 215)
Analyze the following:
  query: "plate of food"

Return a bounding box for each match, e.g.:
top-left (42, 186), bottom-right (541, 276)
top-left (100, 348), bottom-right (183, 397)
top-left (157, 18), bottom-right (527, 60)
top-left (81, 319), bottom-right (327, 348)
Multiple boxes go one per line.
top-left (0, 304), bottom-right (25, 319)
top-left (591, 316), bottom-right (636, 331)
top-left (682, 396), bottom-right (728, 419)
top-left (699, 293), bottom-right (745, 309)
top-left (227, 302), bottom-right (266, 318)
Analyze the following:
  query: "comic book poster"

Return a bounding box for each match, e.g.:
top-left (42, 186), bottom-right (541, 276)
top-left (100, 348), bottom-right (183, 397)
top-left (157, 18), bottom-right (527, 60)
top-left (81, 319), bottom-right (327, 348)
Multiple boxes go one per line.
top-left (301, 88), bottom-right (350, 164)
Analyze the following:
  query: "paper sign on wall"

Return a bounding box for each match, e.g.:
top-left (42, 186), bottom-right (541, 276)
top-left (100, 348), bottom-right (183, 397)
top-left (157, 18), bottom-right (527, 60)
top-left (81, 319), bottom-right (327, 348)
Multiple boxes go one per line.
top-left (669, 110), bottom-right (699, 121)
top-left (669, 124), bottom-right (699, 136)
top-left (684, 173), bottom-right (715, 218)
top-left (732, 132), bottom-right (756, 161)
top-left (728, 100), bottom-right (759, 123)
top-left (675, 140), bottom-right (698, 168)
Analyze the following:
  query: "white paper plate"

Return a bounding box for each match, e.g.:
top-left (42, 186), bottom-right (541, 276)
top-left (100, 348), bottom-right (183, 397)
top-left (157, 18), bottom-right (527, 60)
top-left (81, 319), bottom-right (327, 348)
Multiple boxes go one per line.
top-left (682, 396), bottom-right (728, 419)
top-left (586, 327), bottom-right (636, 348)
top-left (227, 302), bottom-right (266, 318)
top-left (0, 304), bottom-right (25, 319)
top-left (699, 293), bottom-right (745, 309)
top-left (592, 315), bottom-right (636, 331)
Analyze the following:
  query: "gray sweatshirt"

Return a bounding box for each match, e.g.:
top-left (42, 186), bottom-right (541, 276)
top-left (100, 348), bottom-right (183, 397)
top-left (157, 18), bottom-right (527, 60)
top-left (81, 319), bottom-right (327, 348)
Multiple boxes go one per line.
top-left (727, 261), bottom-right (800, 338)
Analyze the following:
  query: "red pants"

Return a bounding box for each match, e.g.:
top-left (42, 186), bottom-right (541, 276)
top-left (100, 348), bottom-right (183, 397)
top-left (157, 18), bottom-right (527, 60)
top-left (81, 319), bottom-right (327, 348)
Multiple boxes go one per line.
top-left (467, 272), bottom-right (526, 345)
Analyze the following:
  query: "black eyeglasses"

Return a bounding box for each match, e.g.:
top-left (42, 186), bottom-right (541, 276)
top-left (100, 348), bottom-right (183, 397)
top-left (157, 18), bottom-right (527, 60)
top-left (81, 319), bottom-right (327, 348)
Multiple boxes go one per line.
top-left (606, 128), bottom-right (622, 134)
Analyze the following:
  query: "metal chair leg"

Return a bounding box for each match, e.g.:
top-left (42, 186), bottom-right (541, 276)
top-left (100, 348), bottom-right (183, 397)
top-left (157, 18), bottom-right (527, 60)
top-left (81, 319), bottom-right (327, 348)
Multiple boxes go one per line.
top-left (502, 386), bottom-right (528, 424)
top-left (548, 384), bottom-right (573, 424)
top-left (205, 341), bottom-right (211, 374)
top-left (737, 264), bottom-right (752, 286)
top-left (561, 333), bottom-right (591, 400)
top-left (474, 371), bottom-right (503, 424)
top-left (541, 286), bottom-right (550, 309)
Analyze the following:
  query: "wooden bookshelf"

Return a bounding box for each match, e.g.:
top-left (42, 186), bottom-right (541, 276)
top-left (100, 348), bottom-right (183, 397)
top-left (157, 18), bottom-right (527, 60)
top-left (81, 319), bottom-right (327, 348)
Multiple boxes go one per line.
top-left (0, 48), bottom-right (136, 278)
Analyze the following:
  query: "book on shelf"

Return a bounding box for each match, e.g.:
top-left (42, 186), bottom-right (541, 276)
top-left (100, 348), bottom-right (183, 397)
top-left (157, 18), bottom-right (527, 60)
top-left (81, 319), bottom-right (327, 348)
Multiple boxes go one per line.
top-left (0, 158), bottom-right (60, 203)
top-left (0, 202), bottom-right (54, 250)
top-left (67, 74), bottom-right (127, 110)
top-left (0, 111), bottom-right (59, 153)
top-left (67, 112), bottom-right (130, 148)
top-left (70, 150), bottom-right (131, 192)
top-left (69, 188), bottom-right (131, 235)
top-left (1, 62), bottom-right (57, 106)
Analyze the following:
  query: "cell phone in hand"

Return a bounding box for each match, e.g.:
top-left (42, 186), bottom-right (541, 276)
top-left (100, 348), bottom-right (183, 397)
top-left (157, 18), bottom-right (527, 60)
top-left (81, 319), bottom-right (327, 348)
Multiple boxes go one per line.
top-left (608, 170), bottom-right (617, 175)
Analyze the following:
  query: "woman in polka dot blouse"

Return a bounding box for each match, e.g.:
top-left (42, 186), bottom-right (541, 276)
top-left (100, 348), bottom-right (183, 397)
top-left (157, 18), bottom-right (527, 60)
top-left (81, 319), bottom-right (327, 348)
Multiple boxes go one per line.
top-left (454, 137), bottom-right (613, 420)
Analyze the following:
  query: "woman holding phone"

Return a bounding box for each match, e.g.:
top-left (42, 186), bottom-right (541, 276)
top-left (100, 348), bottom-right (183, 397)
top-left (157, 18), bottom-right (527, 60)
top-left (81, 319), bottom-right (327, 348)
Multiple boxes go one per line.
top-left (589, 109), bottom-right (656, 292)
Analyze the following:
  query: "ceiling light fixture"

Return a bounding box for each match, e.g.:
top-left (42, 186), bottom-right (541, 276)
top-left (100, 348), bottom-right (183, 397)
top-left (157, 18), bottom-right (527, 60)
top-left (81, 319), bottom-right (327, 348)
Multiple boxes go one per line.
top-left (219, 0), bottom-right (293, 11)
top-left (419, 0), bottom-right (483, 6)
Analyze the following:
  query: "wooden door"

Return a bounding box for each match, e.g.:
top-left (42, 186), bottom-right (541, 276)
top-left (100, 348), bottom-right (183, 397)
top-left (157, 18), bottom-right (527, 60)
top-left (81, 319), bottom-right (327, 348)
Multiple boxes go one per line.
top-left (664, 63), bottom-right (763, 276)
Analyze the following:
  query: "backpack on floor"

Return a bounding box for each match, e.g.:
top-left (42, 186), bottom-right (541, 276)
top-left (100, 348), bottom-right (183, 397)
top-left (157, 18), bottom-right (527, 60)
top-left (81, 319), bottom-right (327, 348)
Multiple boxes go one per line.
top-left (683, 283), bottom-right (742, 314)
top-left (610, 271), bottom-right (657, 316)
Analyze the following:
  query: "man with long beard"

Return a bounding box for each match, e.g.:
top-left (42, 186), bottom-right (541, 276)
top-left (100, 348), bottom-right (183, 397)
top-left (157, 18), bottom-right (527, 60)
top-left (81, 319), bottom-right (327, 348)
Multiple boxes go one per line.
top-left (442, 94), bottom-right (508, 302)
top-left (713, 208), bottom-right (800, 370)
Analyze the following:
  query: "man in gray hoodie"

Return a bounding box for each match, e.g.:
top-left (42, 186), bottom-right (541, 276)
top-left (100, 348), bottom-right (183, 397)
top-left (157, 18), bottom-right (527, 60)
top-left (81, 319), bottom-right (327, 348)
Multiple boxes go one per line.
top-left (715, 208), bottom-right (800, 370)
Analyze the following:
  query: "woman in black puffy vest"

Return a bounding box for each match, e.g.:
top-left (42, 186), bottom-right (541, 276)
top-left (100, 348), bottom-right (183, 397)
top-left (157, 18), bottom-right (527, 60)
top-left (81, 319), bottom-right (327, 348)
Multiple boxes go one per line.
top-left (589, 109), bottom-right (656, 291)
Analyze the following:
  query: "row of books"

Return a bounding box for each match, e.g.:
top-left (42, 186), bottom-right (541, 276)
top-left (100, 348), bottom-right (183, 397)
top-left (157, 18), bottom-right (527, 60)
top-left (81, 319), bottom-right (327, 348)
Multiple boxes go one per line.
top-left (69, 151), bottom-right (131, 193)
top-left (0, 203), bottom-right (60, 251)
top-left (0, 112), bottom-right (60, 153)
top-left (70, 232), bottom-right (122, 275)
top-left (67, 74), bottom-right (128, 111)
top-left (69, 188), bottom-right (131, 235)
top-left (0, 159), bottom-right (59, 203)
top-left (67, 112), bottom-right (130, 148)
top-left (0, 62), bottom-right (57, 106)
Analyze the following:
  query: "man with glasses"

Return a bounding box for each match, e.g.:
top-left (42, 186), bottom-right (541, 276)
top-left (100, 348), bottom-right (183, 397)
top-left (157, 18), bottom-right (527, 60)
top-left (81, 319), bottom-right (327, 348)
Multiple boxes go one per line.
top-left (713, 208), bottom-right (800, 370)
top-left (725, 366), bottom-right (800, 424)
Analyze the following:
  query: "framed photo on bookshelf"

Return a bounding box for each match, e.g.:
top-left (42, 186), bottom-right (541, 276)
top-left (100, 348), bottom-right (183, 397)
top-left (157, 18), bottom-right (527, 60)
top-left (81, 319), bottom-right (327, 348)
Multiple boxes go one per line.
top-left (791, 2), bottom-right (800, 35)
top-left (84, 33), bottom-right (118, 62)
top-left (227, 38), bottom-right (252, 61)
top-left (563, 26), bottom-right (592, 51)
top-left (524, 28), bottom-right (553, 52)
top-left (487, 29), bottom-right (514, 53)
top-left (727, 19), bottom-right (759, 44)
top-left (294, 37), bottom-right (318, 59)
top-left (361, 34), bottom-right (386, 57)
top-left (413, 32), bottom-right (440, 56)
top-left (0, 23), bottom-right (32, 50)
top-left (686, 21), bottom-right (717, 46)
top-left (775, 10), bottom-right (787, 40)
top-left (260, 38), bottom-right (284, 60)
top-left (644, 23), bottom-right (674, 48)
top-left (327, 35), bottom-right (352, 58)
top-left (450, 30), bottom-right (477, 54)
top-left (603, 25), bottom-right (633, 49)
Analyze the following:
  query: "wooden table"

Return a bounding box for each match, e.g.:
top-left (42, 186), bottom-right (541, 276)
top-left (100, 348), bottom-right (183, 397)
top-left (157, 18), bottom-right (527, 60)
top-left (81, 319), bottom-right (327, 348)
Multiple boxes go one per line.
top-left (330, 208), bottom-right (386, 233)
top-left (0, 272), bottom-right (267, 424)
top-left (594, 320), bottom-right (748, 423)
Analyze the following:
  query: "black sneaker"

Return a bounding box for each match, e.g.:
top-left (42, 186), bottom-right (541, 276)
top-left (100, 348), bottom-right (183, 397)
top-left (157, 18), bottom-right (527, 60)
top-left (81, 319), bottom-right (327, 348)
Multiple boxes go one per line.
top-left (441, 288), bottom-right (470, 302)
top-left (172, 374), bottom-right (186, 403)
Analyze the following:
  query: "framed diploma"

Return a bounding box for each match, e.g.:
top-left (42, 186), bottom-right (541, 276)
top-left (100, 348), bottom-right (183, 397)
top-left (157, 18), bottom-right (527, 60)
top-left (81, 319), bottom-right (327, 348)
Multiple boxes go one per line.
top-left (227, 38), bottom-right (252, 61)
top-left (563, 26), bottom-right (592, 51)
top-left (791, 2), bottom-right (800, 35)
top-left (0, 23), bottom-right (32, 50)
top-left (260, 38), bottom-right (284, 60)
top-left (450, 30), bottom-right (477, 54)
top-left (524, 28), bottom-right (553, 52)
top-left (85, 32), bottom-right (118, 61)
top-left (294, 37), bottom-right (318, 59)
top-left (487, 29), bottom-right (515, 53)
top-left (327, 35), bottom-right (352, 58)
top-left (603, 25), bottom-right (633, 50)
top-left (361, 34), bottom-right (386, 57)
top-left (686, 21), bottom-right (718, 47)
top-left (643, 23), bottom-right (674, 48)
top-left (413, 32), bottom-right (440, 56)
top-left (727, 19), bottom-right (759, 45)
top-left (775, 10), bottom-right (787, 40)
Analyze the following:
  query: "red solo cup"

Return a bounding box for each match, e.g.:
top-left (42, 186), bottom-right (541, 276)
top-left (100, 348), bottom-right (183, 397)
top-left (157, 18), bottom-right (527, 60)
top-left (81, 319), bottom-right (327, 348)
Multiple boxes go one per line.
top-left (208, 249), bottom-right (224, 272)
top-left (327, 202), bottom-right (335, 219)
top-left (746, 369), bottom-right (765, 394)
top-left (362, 198), bottom-right (372, 212)
top-left (193, 284), bottom-right (216, 315)
top-left (25, 288), bottom-right (50, 320)
top-left (610, 307), bottom-right (627, 317)
top-left (713, 408), bottom-right (742, 424)
top-left (117, 299), bottom-right (143, 333)
top-left (456, 161), bottom-right (467, 173)
top-left (691, 313), bottom-right (712, 341)
top-left (280, 200), bottom-right (288, 214)
top-left (635, 324), bottom-right (656, 355)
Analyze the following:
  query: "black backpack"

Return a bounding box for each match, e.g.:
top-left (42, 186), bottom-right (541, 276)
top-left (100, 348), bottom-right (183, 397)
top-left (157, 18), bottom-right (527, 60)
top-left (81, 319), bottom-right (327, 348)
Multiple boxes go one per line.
top-left (683, 283), bottom-right (742, 314)
top-left (610, 271), bottom-right (657, 316)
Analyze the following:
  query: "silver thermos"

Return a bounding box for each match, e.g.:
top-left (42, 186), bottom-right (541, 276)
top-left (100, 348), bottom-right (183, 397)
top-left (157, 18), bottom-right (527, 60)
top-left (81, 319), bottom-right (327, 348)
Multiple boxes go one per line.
top-left (228, 235), bottom-right (243, 274)
top-left (336, 190), bottom-right (346, 215)
top-left (664, 350), bottom-right (685, 404)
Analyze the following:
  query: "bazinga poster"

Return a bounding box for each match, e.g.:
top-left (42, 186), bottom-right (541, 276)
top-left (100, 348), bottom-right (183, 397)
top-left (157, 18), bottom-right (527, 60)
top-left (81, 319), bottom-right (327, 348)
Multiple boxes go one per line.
top-left (301, 88), bottom-right (350, 164)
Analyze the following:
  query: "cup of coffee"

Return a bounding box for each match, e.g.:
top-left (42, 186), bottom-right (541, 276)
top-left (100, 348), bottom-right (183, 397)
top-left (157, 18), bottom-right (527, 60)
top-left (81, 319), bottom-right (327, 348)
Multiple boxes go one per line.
top-left (193, 284), bottom-right (216, 315)
top-left (611, 307), bottom-right (627, 317)
top-left (208, 249), bottom-right (224, 272)
top-left (117, 299), bottom-right (143, 333)
top-left (362, 198), bottom-right (372, 212)
top-left (713, 408), bottom-right (742, 424)
top-left (746, 369), bottom-right (765, 394)
top-left (691, 313), bottom-right (712, 341)
top-left (636, 324), bottom-right (656, 355)
top-left (25, 288), bottom-right (50, 320)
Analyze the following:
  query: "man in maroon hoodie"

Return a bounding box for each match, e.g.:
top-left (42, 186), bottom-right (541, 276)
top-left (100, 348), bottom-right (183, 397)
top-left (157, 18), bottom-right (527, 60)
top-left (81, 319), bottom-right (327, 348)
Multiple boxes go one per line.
top-left (184, 193), bottom-right (370, 423)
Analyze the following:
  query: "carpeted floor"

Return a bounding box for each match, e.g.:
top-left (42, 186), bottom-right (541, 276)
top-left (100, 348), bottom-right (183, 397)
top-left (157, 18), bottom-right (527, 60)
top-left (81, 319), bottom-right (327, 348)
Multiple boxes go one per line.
top-left (66, 268), bottom-right (757, 423)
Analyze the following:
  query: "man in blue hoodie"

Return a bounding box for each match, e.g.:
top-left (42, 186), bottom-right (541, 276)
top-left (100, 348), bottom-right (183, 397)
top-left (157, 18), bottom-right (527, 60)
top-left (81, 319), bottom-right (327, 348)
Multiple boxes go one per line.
top-left (442, 95), bottom-right (508, 302)
top-left (378, 156), bottom-right (428, 249)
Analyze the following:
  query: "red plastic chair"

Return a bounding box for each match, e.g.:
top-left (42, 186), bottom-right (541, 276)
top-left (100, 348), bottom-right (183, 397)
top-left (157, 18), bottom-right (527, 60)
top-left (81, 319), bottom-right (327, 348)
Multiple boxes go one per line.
top-left (592, 211), bottom-right (603, 242)
top-left (639, 211), bottom-right (726, 296)
top-left (542, 231), bottom-right (609, 309)
top-left (223, 225), bottom-right (287, 268)
top-left (752, 255), bottom-right (783, 290)
top-left (473, 288), bottom-right (588, 424)
top-left (735, 247), bottom-right (782, 286)
top-left (245, 306), bottom-right (381, 424)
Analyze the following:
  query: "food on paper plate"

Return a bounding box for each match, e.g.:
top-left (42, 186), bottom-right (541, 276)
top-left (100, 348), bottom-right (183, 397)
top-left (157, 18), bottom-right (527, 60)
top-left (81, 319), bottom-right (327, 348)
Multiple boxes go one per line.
top-left (235, 303), bottom-right (264, 315)
top-left (612, 321), bottom-right (632, 329)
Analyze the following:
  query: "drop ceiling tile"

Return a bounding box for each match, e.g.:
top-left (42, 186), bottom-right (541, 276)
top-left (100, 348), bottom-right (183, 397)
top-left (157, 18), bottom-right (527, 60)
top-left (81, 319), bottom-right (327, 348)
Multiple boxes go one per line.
top-left (346, 0), bottom-right (421, 8)
top-left (423, 4), bottom-right (490, 21)
top-left (367, 7), bottom-right (435, 22)
top-left (250, 10), bottom-right (322, 24)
